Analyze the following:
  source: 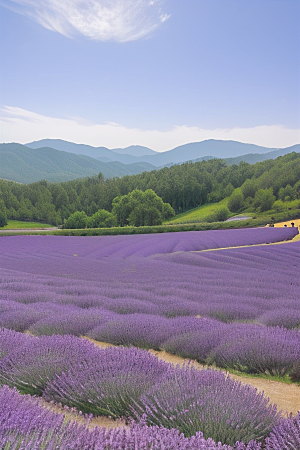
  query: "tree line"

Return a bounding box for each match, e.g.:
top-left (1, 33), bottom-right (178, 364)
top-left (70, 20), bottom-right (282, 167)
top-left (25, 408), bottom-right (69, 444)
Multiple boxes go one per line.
top-left (0, 152), bottom-right (299, 227)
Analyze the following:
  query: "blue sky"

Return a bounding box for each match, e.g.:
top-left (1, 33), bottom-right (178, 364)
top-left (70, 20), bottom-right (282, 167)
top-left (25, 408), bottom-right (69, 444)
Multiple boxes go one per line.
top-left (0, 0), bottom-right (299, 151)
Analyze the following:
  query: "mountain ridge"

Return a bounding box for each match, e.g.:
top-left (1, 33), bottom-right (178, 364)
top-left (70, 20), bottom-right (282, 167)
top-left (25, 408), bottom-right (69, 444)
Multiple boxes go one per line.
top-left (0, 143), bottom-right (156, 184)
top-left (1, 140), bottom-right (299, 184)
top-left (25, 138), bottom-right (299, 167)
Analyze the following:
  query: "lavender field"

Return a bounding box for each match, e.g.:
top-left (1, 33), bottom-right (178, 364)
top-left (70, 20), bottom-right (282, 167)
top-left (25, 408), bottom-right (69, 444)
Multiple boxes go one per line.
top-left (0, 226), bottom-right (300, 448)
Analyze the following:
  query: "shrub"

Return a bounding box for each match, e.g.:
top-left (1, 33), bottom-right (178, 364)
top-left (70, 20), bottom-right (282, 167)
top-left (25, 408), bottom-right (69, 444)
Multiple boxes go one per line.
top-left (87, 209), bottom-right (117, 228)
top-left (44, 347), bottom-right (169, 418)
top-left (258, 308), bottom-right (300, 329)
top-left (134, 367), bottom-right (279, 445)
top-left (227, 189), bottom-right (244, 212)
top-left (253, 189), bottom-right (275, 212)
top-left (265, 413), bottom-right (300, 450)
top-left (29, 308), bottom-right (111, 336)
top-left (63, 211), bottom-right (88, 229)
top-left (0, 332), bottom-right (100, 395)
top-left (207, 325), bottom-right (300, 377)
top-left (0, 385), bottom-right (261, 450)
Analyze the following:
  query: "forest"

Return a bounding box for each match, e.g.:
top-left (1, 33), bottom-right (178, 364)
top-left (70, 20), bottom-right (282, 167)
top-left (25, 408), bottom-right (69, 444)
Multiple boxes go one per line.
top-left (0, 152), bottom-right (299, 226)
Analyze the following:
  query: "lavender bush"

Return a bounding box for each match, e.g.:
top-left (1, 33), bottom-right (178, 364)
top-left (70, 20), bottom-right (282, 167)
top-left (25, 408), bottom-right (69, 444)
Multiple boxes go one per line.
top-left (290, 362), bottom-right (300, 382)
top-left (134, 367), bottom-right (280, 446)
top-left (87, 315), bottom-right (211, 350)
top-left (162, 319), bottom-right (228, 363)
top-left (258, 308), bottom-right (300, 329)
top-left (265, 412), bottom-right (300, 450)
top-left (0, 327), bottom-right (34, 359)
top-left (207, 324), bottom-right (300, 376)
top-left (0, 331), bottom-right (100, 395)
top-left (29, 307), bottom-right (112, 336)
top-left (44, 346), bottom-right (169, 418)
top-left (0, 385), bottom-right (262, 450)
top-left (0, 233), bottom-right (299, 381)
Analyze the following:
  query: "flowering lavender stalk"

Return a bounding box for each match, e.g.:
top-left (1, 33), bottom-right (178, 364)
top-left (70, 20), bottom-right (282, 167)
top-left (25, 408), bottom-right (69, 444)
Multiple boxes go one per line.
top-left (44, 346), bottom-right (169, 418)
top-left (0, 331), bottom-right (100, 395)
top-left (1, 385), bottom-right (263, 449)
top-left (207, 324), bottom-right (300, 376)
top-left (265, 412), bottom-right (300, 450)
top-left (134, 366), bottom-right (279, 446)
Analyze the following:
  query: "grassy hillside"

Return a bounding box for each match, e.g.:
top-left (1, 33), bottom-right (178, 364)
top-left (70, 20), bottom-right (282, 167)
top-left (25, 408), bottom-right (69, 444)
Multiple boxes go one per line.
top-left (165, 198), bottom-right (300, 226)
top-left (2, 220), bottom-right (54, 229)
top-left (164, 199), bottom-right (231, 224)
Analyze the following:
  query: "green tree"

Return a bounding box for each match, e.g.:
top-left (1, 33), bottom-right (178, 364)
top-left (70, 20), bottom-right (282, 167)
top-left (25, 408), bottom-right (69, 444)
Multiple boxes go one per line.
top-left (0, 199), bottom-right (8, 227)
top-left (87, 209), bottom-right (117, 228)
top-left (253, 188), bottom-right (275, 212)
top-left (241, 179), bottom-right (257, 199)
top-left (63, 211), bottom-right (88, 229)
top-left (112, 189), bottom-right (174, 227)
top-left (278, 184), bottom-right (293, 202)
top-left (227, 189), bottom-right (244, 212)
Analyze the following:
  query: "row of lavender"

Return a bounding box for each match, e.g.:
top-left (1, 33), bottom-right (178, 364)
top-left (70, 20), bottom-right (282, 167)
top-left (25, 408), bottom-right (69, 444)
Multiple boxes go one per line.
top-left (1, 227), bottom-right (297, 258)
top-left (0, 328), bottom-right (297, 449)
top-left (4, 385), bottom-right (297, 450)
top-left (1, 233), bottom-right (299, 329)
top-left (0, 230), bottom-right (299, 381)
top-left (0, 304), bottom-right (299, 379)
top-left (0, 244), bottom-right (300, 330)
top-left (1, 283), bottom-right (300, 330)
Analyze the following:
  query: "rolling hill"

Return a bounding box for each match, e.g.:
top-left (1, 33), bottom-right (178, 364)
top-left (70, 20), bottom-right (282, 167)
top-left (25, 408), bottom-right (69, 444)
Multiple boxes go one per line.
top-left (26, 138), bottom-right (300, 167)
top-left (0, 143), bottom-right (156, 184)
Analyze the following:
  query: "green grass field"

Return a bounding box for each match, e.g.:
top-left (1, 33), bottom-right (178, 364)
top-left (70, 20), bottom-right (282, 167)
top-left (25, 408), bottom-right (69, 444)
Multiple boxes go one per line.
top-left (3, 220), bottom-right (54, 229)
top-left (164, 198), bottom-right (232, 224)
top-left (164, 197), bottom-right (299, 226)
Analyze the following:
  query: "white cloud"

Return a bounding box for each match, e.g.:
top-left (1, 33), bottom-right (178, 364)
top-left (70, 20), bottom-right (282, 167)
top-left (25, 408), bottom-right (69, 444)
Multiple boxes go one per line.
top-left (0, 0), bottom-right (169, 42)
top-left (1, 106), bottom-right (299, 151)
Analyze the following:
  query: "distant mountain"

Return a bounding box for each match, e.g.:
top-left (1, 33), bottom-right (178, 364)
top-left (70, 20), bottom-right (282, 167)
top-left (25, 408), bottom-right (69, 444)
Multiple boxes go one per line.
top-left (26, 138), bottom-right (300, 167)
top-left (138, 140), bottom-right (285, 166)
top-left (111, 145), bottom-right (156, 156)
top-left (26, 139), bottom-right (154, 164)
top-left (3, 140), bottom-right (299, 184)
top-left (188, 144), bottom-right (300, 166)
top-left (0, 143), bottom-right (156, 184)
top-left (223, 144), bottom-right (300, 165)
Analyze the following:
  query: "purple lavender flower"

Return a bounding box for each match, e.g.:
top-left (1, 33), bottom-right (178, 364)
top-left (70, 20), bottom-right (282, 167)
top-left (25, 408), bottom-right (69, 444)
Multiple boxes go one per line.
top-left (134, 366), bottom-right (279, 446)
top-left (265, 412), bottom-right (300, 450)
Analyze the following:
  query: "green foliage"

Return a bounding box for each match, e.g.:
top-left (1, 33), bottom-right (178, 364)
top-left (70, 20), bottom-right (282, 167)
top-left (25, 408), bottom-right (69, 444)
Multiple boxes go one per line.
top-left (0, 152), bottom-right (299, 227)
top-left (253, 189), bottom-right (276, 212)
top-left (227, 189), bottom-right (244, 212)
top-left (278, 184), bottom-right (293, 202)
top-left (0, 143), bottom-right (155, 183)
top-left (3, 220), bottom-right (53, 229)
top-left (63, 211), bottom-right (88, 229)
top-left (207, 206), bottom-right (230, 222)
top-left (241, 178), bottom-right (257, 198)
top-left (0, 199), bottom-right (8, 227)
top-left (112, 189), bottom-right (175, 227)
top-left (165, 200), bottom-right (229, 224)
top-left (87, 209), bottom-right (117, 228)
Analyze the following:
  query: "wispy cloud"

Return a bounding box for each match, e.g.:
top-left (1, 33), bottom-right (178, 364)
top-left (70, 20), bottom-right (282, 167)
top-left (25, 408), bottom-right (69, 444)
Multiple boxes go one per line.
top-left (1, 106), bottom-right (299, 151)
top-left (0, 0), bottom-right (170, 41)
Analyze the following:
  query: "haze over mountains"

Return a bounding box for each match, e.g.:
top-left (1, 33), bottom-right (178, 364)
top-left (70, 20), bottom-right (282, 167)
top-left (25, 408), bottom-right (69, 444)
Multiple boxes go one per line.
top-left (1, 139), bottom-right (299, 184)
top-left (26, 138), bottom-right (300, 166)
